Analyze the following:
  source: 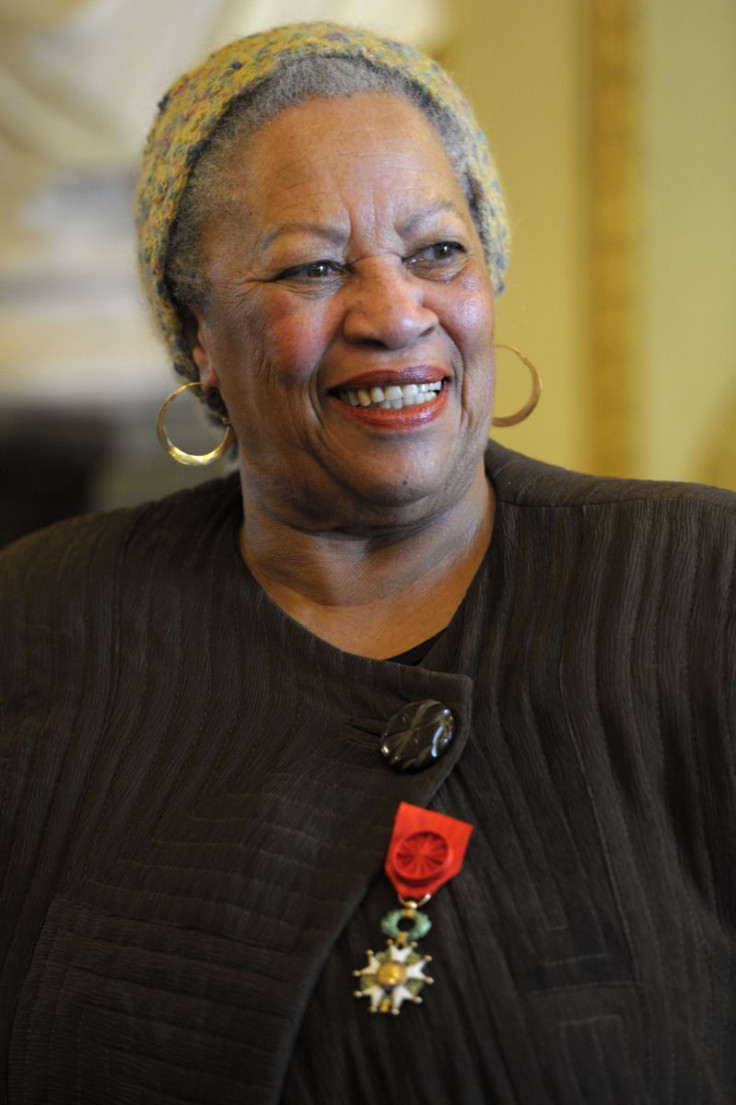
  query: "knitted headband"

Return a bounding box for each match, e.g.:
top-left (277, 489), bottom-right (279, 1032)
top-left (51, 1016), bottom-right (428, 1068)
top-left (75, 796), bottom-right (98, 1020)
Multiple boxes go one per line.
top-left (135, 21), bottom-right (510, 382)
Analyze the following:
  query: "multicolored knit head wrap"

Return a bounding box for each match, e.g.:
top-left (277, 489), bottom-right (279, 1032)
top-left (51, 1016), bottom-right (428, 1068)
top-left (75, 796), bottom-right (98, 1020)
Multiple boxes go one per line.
top-left (135, 21), bottom-right (509, 382)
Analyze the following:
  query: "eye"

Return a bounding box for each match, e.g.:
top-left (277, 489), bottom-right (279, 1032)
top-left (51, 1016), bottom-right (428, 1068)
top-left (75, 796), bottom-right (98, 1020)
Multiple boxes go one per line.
top-left (276, 259), bottom-right (344, 281)
top-left (405, 240), bottom-right (466, 275)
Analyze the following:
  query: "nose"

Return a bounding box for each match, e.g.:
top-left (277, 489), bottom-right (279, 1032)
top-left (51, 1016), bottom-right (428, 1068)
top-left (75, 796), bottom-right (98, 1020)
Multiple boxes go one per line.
top-left (341, 258), bottom-right (438, 349)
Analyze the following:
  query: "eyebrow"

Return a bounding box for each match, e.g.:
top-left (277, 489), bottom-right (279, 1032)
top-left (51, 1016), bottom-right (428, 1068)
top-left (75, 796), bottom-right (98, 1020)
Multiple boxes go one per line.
top-left (256, 199), bottom-right (467, 254)
top-left (258, 220), bottom-right (348, 252)
top-left (398, 199), bottom-right (466, 236)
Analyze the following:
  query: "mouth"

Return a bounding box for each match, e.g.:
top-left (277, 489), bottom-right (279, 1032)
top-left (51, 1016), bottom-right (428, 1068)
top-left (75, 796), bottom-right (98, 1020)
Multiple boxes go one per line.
top-left (336, 380), bottom-right (444, 411)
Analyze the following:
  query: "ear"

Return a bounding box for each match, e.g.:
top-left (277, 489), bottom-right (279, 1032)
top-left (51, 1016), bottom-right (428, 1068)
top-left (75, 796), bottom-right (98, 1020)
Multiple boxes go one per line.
top-left (181, 305), bottom-right (220, 391)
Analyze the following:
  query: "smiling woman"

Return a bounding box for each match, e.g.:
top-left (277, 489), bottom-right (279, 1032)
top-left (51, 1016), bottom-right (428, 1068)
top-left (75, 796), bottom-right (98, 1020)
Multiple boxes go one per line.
top-left (187, 94), bottom-right (494, 577)
top-left (1, 20), bottom-right (736, 1105)
top-left (165, 70), bottom-right (499, 657)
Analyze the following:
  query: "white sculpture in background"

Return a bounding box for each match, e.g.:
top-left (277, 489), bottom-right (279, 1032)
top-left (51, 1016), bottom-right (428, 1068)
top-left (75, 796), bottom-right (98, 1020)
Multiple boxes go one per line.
top-left (0, 0), bottom-right (449, 407)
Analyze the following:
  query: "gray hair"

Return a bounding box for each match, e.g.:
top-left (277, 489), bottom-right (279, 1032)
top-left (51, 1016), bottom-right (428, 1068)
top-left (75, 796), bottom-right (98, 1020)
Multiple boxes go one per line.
top-left (165, 55), bottom-right (483, 313)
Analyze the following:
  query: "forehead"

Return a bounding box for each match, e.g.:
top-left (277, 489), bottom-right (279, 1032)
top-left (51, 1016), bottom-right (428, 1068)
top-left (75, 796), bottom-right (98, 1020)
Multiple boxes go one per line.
top-left (218, 92), bottom-right (471, 238)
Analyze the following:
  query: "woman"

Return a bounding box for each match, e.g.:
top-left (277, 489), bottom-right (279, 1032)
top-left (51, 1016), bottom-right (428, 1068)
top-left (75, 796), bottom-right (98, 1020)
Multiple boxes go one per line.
top-left (1, 21), bottom-right (735, 1105)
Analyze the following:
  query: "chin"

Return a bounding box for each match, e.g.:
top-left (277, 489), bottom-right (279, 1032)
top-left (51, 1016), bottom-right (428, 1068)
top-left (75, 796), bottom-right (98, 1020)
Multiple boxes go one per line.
top-left (331, 464), bottom-right (475, 532)
top-left (271, 472), bottom-right (438, 535)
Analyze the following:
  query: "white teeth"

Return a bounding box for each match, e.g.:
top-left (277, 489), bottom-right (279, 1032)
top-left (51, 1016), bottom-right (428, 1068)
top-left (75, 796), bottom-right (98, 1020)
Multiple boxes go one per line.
top-left (338, 380), bottom-right (444, 410)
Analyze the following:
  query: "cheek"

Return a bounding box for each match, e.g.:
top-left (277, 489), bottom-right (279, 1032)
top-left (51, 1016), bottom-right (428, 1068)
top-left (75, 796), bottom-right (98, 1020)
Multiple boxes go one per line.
top-left (460, 293), bottom-right (493, 351)
top-left (438, 276), bottom-right (495, 416)
top-left (438, 277), bottom-right (494, 363)
top-left (239, 296), bottom-right (334, 391)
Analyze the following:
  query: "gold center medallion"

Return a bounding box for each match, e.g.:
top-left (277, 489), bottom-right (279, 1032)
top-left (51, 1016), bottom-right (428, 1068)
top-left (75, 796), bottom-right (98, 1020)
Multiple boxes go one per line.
top-left (376, 961), bottom-right (406, 989)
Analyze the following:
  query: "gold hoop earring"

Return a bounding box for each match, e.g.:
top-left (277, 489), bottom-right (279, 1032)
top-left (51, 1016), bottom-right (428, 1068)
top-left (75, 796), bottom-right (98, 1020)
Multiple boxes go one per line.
top-left (156, 381), bottom-right (234, 466)
top-left (491, 344), bottom-right (542, 427)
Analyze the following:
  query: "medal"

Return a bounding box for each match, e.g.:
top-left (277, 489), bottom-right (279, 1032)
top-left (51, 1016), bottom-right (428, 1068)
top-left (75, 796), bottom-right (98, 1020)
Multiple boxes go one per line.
top-left (353, 802), bottom-right (473, 1015)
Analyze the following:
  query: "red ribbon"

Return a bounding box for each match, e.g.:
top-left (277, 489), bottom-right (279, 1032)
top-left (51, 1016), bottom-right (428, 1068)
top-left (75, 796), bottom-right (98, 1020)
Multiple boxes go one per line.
top-left (385, 801), bottom-right (474, 900)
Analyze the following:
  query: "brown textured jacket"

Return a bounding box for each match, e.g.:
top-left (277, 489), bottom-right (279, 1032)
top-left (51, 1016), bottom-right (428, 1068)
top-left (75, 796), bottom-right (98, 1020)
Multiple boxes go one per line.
top-left (1, 444), bottom-right (735, 1104)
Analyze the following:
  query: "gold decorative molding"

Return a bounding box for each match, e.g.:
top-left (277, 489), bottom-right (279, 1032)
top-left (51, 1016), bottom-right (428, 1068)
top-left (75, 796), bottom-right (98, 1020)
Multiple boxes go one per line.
top-left (586, 0), bottom-right (641, 476)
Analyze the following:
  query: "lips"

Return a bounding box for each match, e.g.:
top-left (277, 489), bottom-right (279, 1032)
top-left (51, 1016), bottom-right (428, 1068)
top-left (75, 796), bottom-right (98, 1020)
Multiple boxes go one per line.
top-left (329, 365), bottom-right (450, 415)
top-left (327, 369), bottom-right (449, 428)
top-left (338, 380), bottom-right (443, 410)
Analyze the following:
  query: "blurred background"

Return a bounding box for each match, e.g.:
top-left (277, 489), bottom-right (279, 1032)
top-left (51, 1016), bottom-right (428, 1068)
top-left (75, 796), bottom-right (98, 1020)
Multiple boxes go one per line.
top-left (1, 0), bottom-right (735, 545)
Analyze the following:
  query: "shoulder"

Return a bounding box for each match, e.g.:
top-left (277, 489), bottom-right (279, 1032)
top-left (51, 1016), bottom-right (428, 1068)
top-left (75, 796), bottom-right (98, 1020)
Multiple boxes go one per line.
top-left (484, 445), bottom-right (736, 761)
top-left (0, 474), bottom-right (243, 668)
top-left (0, 473), bottom-right (242, 597)
top-left (486, 442), bottom-right (736, 564)
top-left (486, 441), bottom-right (736, 517)
top-left (485, 442), bottom-right (736, 626)
top-left (0, 474), bottom-right (243, 762)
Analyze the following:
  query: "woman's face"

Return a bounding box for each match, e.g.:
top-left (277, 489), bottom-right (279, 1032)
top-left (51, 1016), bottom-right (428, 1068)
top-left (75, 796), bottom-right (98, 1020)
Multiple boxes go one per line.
top-left (189, 92), bottom-right (495, 532)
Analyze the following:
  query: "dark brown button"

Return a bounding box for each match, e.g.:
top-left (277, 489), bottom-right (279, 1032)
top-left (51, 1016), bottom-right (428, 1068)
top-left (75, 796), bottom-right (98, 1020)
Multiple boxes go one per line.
top-left (380, 700), bottom-right (455, 773)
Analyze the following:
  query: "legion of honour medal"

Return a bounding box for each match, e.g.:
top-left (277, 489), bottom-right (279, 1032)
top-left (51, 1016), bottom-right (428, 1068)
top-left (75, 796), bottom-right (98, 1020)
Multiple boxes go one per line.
top-left (353, 801), bottom-right (473, 1015)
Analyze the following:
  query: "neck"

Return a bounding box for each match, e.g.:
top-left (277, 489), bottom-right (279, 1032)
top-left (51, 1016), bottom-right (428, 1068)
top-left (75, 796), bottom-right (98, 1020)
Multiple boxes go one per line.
top-left (238, 462), bottom-right (494, 659)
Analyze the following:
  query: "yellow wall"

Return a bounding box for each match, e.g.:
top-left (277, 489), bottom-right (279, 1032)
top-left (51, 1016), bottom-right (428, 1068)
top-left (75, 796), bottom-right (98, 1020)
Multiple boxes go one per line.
top-left (445, 0), bottom-right (736, 487)
top-left (444, 0), bottom-right (586, 472)
top-left (641, 0), bottom-right (736, 486)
